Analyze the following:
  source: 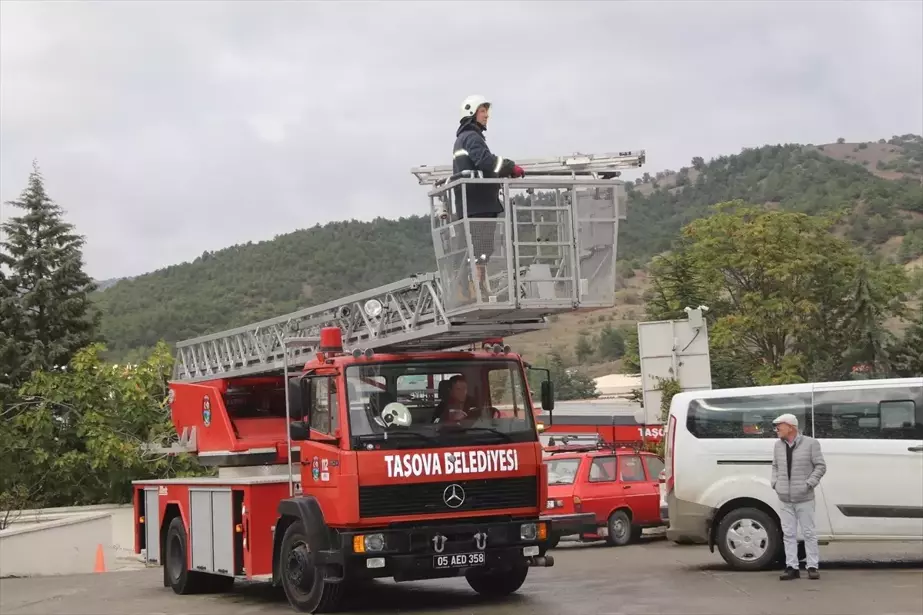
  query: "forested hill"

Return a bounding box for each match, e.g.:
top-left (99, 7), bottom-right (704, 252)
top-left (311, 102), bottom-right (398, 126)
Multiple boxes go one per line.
top-left (94, 135), bottom-right (923, 361)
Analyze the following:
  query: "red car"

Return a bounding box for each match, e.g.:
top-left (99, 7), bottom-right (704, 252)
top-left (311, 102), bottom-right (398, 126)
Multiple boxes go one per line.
top-left (542, 439), bottom-right (666, 548)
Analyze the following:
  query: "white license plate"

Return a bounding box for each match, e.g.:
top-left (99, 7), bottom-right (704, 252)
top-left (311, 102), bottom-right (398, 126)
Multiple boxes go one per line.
top-left (433, 552), bottom-right (486, 569)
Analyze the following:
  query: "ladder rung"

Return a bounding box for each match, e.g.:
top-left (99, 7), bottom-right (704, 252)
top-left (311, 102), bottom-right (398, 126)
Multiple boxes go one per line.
top-left (411, 150), bottom-right (646, 185)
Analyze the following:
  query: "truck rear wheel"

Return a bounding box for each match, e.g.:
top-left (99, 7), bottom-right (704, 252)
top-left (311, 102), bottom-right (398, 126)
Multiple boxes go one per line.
top-left (164, 517), bottom-right (209, 594)
top-left (279, 519), bottom-right (343, 613)
top-left (465, 564), bottom-right (529, 597)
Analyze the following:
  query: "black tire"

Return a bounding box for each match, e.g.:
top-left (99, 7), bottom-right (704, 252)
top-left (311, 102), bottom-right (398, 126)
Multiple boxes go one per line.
top-left (279, 519), bottom-right (344, 613)
top-left (605, 510), bottom-right (633, 546)
top-left (715, 507), bottom-right (780, 571)
top-left (465, 563), bottom-right (529, 597)
top-left (164, 517), bottom-right (209, 594)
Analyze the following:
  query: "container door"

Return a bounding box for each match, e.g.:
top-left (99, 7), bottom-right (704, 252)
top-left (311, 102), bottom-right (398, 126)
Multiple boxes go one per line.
top-left (190, 490), bottom-right (214, 572)
top-left (211, 490), bottom-right (235, 575)
top-left (144, 488), bottom-right (160, 563)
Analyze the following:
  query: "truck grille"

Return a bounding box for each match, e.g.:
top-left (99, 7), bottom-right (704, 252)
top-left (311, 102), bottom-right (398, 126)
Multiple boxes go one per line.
top-left (359, 476), bottom-right (537, 518)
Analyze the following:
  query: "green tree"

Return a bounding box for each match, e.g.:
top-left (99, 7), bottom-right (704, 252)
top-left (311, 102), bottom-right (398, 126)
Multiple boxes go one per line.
top-left (529, 349), bottom-right (598, 401)
top-left (0, 342), bottom-right (205, 520)
top-left (574, 332), bottom-right (594, 363)
top-left (650, 202), bottom-right (906, 384)
top-left (0, 162), bottom-right (100, 380)
top-left (596, 325), bottom-right (625, 360)
top-left (0, 269), bottom-right (24, 404)
top-left (889, 305), bottom-right (923, 377)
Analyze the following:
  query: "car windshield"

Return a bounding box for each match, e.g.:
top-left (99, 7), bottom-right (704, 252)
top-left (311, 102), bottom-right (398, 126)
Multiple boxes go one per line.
top-left (345, 359), bottom-right (537, 450)
top-left (546, 458), bottom-right (581, 485)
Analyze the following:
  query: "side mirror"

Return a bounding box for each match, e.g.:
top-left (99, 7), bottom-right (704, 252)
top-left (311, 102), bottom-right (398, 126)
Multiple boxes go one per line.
top-left (289, 421), bottom-right (310, 441)
top-left (287, 376), bottom-right (312, 431)
top-left (541, 380), bottom-right (555, 412)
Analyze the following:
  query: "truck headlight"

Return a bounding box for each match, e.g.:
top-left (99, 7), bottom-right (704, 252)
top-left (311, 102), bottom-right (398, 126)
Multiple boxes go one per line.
top-left (520, 522), bottom-right (547, 541)
top-left (353, 533), bottom-right (386, 553)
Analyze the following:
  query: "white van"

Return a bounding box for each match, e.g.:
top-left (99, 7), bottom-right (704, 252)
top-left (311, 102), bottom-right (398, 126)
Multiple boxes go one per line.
top-left (664, 377), bottom-right (923, 570)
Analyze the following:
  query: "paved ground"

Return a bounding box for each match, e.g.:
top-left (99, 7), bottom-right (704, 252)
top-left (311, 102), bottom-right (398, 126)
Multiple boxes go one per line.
top-left (2, 537), bottom-right (921, 615)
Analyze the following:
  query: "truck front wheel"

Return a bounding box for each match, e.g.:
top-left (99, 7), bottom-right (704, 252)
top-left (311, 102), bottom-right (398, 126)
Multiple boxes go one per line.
top-left (465, 563), bottom-right (529, 597)
top-left (279, 519), bottom-right (343, 613)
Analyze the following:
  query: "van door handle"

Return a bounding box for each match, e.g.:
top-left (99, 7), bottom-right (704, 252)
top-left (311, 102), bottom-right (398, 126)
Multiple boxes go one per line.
top-left (908, 445), bottom-right (923, 452)
top-left (623, 485), bottom-right (631, 490)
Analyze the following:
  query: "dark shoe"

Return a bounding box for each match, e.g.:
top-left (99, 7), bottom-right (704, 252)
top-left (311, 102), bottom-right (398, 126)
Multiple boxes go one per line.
top-left (807, 567), bottom-right (819, 580)
top-left (779, 567), bottom-right (800, 580)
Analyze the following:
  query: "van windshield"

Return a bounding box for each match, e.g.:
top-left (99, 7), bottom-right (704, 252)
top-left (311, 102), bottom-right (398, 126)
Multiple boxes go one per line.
top-left (344, 359), bottom-right (537, 451)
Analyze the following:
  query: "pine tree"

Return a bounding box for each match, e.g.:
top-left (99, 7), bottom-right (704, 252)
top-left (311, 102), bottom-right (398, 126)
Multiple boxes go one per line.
top-left (0, 267), bottom-right (25, 402)
top-left (0, 161), bottom-right (99, 379)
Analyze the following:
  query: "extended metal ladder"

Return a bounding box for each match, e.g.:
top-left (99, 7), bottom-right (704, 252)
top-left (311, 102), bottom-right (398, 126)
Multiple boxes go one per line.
top-left (174, 149), bottom-right (645, 383)
top-left (172, 273), bottom-right (549, 382)
top-left (410, 150), bottom-right (646, 185)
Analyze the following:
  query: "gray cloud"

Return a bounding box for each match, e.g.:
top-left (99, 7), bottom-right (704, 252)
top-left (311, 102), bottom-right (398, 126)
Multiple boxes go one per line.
top-left (1, 0), bottom-right (921, 279)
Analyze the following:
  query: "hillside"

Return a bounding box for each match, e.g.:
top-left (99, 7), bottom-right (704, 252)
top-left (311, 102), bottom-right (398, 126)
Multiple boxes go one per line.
top-left (94, 136), bottom-right (923, 364)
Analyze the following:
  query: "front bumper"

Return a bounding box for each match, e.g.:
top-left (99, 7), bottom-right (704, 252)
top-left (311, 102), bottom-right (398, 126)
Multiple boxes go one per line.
top-left (328, 518), bottom-right (555, 583)
top-left (540, 512), bottom-right (597, 537)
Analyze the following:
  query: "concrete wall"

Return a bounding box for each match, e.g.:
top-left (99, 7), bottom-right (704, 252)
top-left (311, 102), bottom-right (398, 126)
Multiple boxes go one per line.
top-left (0, 504), bottom-right (143, 577)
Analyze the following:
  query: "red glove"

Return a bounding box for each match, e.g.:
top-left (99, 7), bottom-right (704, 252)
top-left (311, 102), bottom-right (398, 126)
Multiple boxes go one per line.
top-left (512, 165), bottom-right (525, 178)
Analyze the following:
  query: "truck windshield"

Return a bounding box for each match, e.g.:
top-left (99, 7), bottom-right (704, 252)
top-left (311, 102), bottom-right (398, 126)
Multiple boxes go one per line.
top-left (345, 359), bottom-right (537, 450)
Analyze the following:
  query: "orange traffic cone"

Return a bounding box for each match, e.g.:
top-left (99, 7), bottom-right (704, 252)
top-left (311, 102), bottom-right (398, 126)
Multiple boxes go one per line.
top-left (94, 544), bottom-right (106, 573)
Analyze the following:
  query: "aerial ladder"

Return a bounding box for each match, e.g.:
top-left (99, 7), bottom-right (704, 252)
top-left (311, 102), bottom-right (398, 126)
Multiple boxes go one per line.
top-left (172, 150), bottom-right (645, 384)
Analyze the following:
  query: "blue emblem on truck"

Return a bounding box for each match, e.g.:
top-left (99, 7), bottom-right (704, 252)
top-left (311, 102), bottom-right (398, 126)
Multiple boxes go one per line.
top-left (202, 395), bottom-right (211, 427)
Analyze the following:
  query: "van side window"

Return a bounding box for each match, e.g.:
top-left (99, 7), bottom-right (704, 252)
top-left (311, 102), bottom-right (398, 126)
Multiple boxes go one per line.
top-left (588, 456), bottom-right (617, 483)
top-left (309, 377), bottom-right (339, 436)
top-left (686, 393), bottom-right (812, 439)
top-left (813, 385), bottom-right (922, 440)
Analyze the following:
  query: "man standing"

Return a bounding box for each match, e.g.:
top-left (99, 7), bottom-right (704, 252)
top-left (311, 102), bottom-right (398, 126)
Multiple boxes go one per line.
top-left (771, 413), bottom-right (826, 580)
top-left (451, 95), bottom-right (524, 298)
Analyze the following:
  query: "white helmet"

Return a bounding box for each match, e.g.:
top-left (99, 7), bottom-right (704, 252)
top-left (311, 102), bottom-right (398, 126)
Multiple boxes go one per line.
top-left (460, 94), bottom-right (490, 121)
top-left (380, 402), bottom-right (413, 427)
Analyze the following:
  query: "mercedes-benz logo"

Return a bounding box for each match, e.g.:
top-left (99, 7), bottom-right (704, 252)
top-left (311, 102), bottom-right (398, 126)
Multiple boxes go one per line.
top-left (443, 483), bottom-right (465, 509)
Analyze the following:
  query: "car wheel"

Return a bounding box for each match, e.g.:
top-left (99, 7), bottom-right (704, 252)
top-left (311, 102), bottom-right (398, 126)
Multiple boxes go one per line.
top-left (716, 507), bottom-right (780, 571)
top-left (605, 510), bottom-right (633, 546)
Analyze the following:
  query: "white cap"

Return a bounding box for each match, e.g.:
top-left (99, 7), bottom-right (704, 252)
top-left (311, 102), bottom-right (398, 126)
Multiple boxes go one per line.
top-left (772, 413), bottom-right (799, 428)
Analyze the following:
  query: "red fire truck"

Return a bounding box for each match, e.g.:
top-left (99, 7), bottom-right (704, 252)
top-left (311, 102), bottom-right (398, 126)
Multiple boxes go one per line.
top-left (132, 150), bottom-right (645, 612)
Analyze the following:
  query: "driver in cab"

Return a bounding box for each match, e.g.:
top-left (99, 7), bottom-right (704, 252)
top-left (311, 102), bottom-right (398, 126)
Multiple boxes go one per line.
top-left (433, 375), bottom-right (476, 425)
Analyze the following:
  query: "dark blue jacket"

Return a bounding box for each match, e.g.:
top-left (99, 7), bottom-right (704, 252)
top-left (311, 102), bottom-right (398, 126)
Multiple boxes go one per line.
top-left (451, 118), bottom-right (516, 217)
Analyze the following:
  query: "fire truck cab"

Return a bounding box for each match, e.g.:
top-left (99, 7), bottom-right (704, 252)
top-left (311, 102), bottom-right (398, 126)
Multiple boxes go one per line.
top-left (133, 149), bottom-right (644, 612)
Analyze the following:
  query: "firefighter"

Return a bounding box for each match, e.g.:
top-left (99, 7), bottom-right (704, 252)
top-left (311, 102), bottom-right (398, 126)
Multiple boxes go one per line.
top-left (452, 95), bottom-right (524, 298)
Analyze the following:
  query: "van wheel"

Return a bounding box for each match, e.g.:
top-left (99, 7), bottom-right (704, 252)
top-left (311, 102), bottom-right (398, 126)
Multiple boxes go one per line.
top-left (164, 517), bottom-right (209, 594)
top-left (279, 519), bottom-right (343, 613)
top-left (716, 507), bottom-right (780, 571)
top-left (606, 510), bottom-right (633, 546)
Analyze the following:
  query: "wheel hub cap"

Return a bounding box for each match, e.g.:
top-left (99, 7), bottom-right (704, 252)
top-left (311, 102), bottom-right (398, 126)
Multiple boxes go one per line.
top-left (286, 544), bottom-right (314, 588)
top-left (726, 518), bottom-right (769, 561)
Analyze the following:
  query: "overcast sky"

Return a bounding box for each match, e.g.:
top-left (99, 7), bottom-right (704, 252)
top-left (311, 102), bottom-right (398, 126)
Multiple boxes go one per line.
top-left (1, 1), bottom-right (921, 280)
